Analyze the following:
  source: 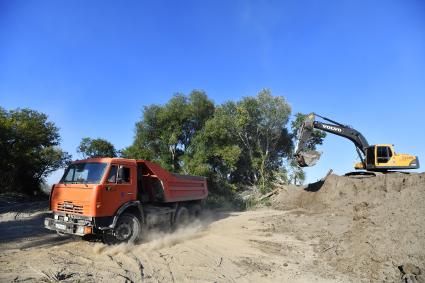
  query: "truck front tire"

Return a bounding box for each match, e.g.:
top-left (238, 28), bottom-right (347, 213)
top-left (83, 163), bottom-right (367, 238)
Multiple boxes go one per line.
top-left (103, 213), bottom-right (141, 245)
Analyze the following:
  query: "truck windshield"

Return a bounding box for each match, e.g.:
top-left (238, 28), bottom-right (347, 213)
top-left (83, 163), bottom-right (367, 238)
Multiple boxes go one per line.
top-left (60, 162), bottom-right (107, 184)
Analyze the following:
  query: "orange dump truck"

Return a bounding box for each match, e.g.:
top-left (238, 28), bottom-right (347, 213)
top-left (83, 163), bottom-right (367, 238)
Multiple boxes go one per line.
top-left (44, 158), bottom-right (208, 244)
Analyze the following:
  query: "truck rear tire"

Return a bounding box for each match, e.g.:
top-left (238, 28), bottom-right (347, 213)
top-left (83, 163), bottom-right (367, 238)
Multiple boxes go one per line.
top-left (103, 213), bottom-right (141, 245)
top-left (174, 206), bottom-right (189, 228)
top-left (189, 204), bottom-right (202, 219)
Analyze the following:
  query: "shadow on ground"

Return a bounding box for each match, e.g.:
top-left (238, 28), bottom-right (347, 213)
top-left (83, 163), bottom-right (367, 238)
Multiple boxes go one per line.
top-left (304, 179), bottom-right (325, 192)
top-left (0, 212), bottom-right (54, 242)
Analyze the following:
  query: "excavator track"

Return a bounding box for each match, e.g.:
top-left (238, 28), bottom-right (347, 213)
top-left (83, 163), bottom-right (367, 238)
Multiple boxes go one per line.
top-left (345, 171), bottom-right (412, 178)
top-left (344, 171), bottom-right (383, 178)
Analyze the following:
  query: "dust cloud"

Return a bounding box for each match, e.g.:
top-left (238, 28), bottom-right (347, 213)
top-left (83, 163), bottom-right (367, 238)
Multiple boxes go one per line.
top-left (93, 215), bottom-right (214, 256)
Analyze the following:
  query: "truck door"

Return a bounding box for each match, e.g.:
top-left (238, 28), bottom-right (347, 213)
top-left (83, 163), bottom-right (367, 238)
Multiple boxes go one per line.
top-left (102, 164), bottom-right (136, 216)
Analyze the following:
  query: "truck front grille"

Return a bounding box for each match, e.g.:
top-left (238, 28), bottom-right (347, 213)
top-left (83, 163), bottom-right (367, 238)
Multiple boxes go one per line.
top-left (57, 202), bottom-right (84, 214)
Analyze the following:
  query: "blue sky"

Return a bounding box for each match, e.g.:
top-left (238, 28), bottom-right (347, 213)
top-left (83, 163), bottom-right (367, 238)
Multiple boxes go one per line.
top-left (1, 0), bottom-right (424, 184)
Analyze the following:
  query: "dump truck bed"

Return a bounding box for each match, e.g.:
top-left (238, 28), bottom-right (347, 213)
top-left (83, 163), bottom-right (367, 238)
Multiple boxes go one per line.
top-left (138, 160), bottom-right (208, 203)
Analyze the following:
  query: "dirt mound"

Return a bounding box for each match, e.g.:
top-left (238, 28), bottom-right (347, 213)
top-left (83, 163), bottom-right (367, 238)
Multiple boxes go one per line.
top-left (272, 172), bottom-right (425, 282)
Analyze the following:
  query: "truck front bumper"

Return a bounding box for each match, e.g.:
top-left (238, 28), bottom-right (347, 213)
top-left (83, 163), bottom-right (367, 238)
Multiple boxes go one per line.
top-left (44, 213), bottom-right (93, 236)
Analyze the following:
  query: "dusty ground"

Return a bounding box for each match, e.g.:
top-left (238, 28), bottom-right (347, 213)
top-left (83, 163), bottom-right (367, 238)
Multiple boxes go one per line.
top-left (0, 173), bottom-right (424, 282)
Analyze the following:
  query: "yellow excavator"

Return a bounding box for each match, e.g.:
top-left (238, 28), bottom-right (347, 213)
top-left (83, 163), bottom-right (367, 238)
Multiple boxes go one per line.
top-left (294, 113), bottom-right (419, 172)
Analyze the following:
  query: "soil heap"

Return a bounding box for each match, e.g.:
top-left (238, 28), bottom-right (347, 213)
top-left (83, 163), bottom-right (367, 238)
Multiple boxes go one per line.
top-left (272, 172), bottom-right (425, 282)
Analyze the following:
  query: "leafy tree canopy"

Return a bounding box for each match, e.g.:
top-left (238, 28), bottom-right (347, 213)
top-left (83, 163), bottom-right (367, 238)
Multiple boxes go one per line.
top-left (0, 94), bottom-right (326, 196)
top-left (185, 89), bottom-right (293, 192)
top-left (0, 107), bottom-right (71, 194)
top-left (121, 90), bottom-right (215, 171)
top-left (77, 137), bottom-right (117, 158)
top-left (123, 89), bottom-right (326, 193)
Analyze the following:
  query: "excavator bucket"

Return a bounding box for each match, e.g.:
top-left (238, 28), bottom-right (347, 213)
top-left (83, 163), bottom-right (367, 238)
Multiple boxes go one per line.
top-left (295, 150), bottom-right (321, 167)
top-left (294, 113), bottom-right (321, 167)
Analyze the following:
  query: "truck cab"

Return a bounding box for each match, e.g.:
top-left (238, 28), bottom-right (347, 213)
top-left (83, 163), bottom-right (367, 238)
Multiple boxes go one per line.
top-left (44, 158), bottom-right (208, 244)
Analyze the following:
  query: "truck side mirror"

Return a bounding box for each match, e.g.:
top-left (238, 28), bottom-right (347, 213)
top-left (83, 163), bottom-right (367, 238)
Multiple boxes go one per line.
top-left (117, 166), bottom-right (125, 184)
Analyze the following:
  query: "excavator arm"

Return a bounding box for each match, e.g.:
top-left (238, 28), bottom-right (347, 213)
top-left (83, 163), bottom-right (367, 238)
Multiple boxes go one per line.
top-left (294, 113), bottom-right (369, 167)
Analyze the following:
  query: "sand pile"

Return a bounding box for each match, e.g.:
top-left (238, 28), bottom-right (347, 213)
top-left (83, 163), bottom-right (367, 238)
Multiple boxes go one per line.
top-left (272, 172), bottom-right (425, 282)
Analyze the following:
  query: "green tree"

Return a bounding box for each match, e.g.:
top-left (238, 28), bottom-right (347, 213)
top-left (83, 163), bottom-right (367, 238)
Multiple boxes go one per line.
top-left (0, 107), bottom-right (71, 195)
top-left (184, 89), bottom-right (293, 193)
top-left (122, 90), bottom-right (214, 171)
top-left (182, 103), bottom-right (242, 182)
top-left (77, 137), bottom-right (117, 158)
top-left (287, 159), bottom-right (306, 185)
top-left (124, 90), bottom-right (326, 194)
top-left (234, 90), bottom-right (292, 191)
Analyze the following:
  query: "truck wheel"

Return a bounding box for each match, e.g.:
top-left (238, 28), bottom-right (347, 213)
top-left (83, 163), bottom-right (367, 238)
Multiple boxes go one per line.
top-left (103, 213), bottom-right (141, 245)
top-left (174, 206), bottom-right (189, 228)
top-left (189, 204), bottom-right (202, 219)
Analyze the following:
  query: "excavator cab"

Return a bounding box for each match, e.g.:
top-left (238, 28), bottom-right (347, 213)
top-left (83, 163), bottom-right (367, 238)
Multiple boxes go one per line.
top-left (355, 144), bottom-right (419, 171)
top-left (376, 145), bottom-right (392, 164)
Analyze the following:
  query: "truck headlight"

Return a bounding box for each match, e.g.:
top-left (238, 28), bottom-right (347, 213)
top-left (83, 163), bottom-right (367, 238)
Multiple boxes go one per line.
top-left (54, 214), bottom-right (59, 220)
top-left (44, 219), bottom-right (49, 227)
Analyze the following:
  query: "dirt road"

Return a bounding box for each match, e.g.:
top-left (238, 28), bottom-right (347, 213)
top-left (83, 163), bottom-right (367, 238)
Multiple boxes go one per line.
top-left (0, 208), bottom-right (347, 282)
top-left (1, 173), bottom-right (424, 282)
